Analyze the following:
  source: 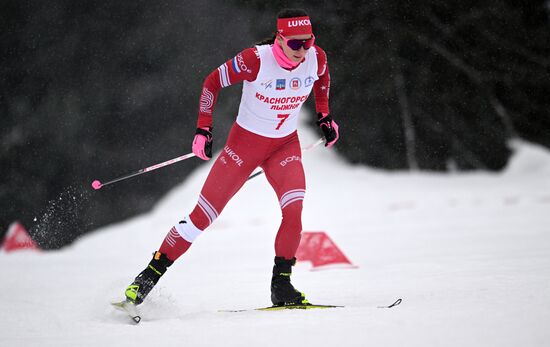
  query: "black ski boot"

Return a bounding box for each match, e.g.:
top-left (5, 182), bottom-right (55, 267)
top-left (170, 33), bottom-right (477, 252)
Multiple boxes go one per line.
top-left (271, 256), bottom-right (308, 306)
top-left (125, 251), bottom-right (173, 305)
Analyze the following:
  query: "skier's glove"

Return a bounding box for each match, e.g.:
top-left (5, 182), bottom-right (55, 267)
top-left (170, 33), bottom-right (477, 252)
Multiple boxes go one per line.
top-left (192, 127), bottom-right (213, 160)
top-left (316, 113), bottom-right (339, 148)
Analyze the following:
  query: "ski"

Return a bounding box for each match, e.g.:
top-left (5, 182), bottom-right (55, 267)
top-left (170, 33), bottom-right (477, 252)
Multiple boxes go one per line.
top-left (111, 300), bottom-right (141, 324)
top-left (259, 303), bottom-right (344, 311)
top-left (219, 303), bottom-right (344, 313)
top-left (220, 298), bottom-right (402, 313)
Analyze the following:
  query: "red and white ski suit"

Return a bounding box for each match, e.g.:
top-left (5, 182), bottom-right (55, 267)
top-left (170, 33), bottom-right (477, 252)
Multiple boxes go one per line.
top-left (160, 44), bottom-right (330, 260)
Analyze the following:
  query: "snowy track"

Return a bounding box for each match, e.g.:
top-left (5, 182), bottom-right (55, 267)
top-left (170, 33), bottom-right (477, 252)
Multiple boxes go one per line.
top-left (2, 125), bottom-right (550, 346)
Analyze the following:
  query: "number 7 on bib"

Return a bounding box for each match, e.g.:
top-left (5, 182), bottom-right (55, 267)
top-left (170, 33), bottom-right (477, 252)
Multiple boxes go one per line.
top-left (276, 113), bottom-right (290, 130)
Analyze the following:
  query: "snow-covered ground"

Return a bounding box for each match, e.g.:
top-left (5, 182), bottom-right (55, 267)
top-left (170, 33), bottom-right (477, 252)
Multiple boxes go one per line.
top-left (2, 121), bottom-right (550, 347)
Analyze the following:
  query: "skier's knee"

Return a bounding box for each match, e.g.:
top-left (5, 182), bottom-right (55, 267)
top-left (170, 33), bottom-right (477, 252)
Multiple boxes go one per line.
top-left (173, 215), bottom-right (202, 243)
top-left (281, 200), bottom-right (303, 218)
top-left (190, 195), bottom-right (220, 230)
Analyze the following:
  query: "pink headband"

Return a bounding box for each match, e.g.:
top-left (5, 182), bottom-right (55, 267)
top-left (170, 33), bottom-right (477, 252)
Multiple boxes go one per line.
top-left (277, 16), bottom-right (313, 36)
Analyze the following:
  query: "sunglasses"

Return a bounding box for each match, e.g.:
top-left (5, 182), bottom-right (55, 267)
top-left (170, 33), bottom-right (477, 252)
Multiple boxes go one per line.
top-left (279, 33), bottom-right (315, 51)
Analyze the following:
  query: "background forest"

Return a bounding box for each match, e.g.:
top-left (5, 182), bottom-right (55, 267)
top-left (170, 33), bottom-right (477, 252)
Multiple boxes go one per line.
top-left (1, 0), bottom-right (549, 247)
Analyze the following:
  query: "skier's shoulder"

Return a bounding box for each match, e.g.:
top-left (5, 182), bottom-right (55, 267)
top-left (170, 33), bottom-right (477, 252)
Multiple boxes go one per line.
top-left (231, 46), bottom-right (260, 76)
top-left (313, 44), bottom-right (326, 55)
top-left (222, 46), bottom-right (261, 82)
top-left (312, 45), bottom-right (327, 62)
top-left (312, 45), bottom-right (328, 76)
top-left (236, 46), bottom-right (261, 66)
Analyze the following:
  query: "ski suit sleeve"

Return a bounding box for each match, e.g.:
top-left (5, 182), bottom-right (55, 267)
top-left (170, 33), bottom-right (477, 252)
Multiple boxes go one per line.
top-left (196, 47), bottom-right (260, 129)
top-left (313, 45), bottom-right (330, 115)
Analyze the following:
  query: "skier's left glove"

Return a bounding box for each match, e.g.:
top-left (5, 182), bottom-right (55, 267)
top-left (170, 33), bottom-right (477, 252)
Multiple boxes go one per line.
top-left (192, 127), bottom-right (213, 160)
top-left (316, 113), bottom-right (339, 148)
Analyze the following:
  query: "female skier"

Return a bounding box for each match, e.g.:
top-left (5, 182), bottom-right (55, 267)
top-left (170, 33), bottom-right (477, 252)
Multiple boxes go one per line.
top-left (123, 8), bottom-right (339, 307)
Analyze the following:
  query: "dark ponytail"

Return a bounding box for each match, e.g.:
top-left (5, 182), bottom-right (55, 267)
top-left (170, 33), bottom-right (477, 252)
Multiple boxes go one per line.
top-left (256, 33), bottom-right (277, 46)
top-left (254, 8), bottom-right (309, 46)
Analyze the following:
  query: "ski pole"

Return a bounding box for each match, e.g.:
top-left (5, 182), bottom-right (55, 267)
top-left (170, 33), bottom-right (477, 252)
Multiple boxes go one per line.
top-left (246, 137), bottom-right (324, 181)
top-left (91, 137), bottom-right (324, 190)
top-left (91, 152), bottom-right (196, 190)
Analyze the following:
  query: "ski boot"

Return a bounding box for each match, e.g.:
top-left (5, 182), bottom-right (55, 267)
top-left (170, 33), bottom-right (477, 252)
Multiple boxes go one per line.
top-left (271, 256), bottom-right (308, 306)
top-left (125, 251), bottom-right (173, 305)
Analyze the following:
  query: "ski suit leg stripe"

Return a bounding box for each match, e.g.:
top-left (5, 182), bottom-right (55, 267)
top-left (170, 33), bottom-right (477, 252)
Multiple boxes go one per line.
top-left (197, 195), bottom-right (218, 225)
top-left (280, 188), bottom-right (306, 201)
top-left (280, 189), bottom-right (306, 209)
top-left (166, 227), bottom-right (181, 247)
top-left (199, 194), bottom-right (219, 219)
top-left (281, 196), bottom-right (305, 209)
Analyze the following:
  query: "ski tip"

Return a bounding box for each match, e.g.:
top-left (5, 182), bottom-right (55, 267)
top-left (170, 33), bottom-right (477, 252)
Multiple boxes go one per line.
top-left (111, 301), bottom-right (129, 308)
top-left (378, 298), bottom-right (402, 309)
top-left (111, 301), bottom-right (123, 308)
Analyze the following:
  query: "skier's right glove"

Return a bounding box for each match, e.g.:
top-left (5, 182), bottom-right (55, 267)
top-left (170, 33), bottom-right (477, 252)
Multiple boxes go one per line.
top-left (192, 127), bottom-right (213, 160)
